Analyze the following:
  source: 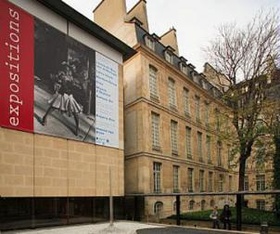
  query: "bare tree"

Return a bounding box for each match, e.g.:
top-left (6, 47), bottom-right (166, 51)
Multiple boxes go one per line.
top-left (205, 9), bottom-right (280, 230)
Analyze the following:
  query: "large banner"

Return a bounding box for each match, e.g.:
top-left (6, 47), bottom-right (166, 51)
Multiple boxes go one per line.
top-left (0, 0), bottom-right (34, 132)
top-left (96, 53), bottom-right (119, 148)
top-left (0, 0), bottom-right (119, 148)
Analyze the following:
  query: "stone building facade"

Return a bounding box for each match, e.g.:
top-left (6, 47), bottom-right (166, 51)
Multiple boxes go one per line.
top-left (94, 0), bottom-right (238, 220)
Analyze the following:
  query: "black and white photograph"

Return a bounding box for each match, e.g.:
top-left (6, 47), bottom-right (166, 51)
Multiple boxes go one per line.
top-left (34, 19), bottom-right (96, 143)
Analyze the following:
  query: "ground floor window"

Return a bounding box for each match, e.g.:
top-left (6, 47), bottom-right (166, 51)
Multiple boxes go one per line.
top-left (201, 200), bottom-right (206, 211)
top-left (0, 197), bottom-right (125, 231)
top-left (154, 201), bottom-right (163, 216)
top-left (189, 200), bottom-right (195, 210)
top-left (256, 200), bottom-right (266, 210)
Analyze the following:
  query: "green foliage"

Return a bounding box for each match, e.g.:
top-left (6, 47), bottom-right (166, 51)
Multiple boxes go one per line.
top-left (168, 207), bottom-right (280, 226)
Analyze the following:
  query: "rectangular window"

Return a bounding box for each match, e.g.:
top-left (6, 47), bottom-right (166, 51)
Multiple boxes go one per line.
top-left (165, 51), bottom-right (173, 64)
top-left (256, 175), bottom-right (265, 191)
top-left (186, 127), bottom-right (192, 158)
top-left (151, 112), bottom-right (160, 150)
top-left (256, 200), bottom-right (265, 210)
top-left (217, 141), bottom-right (222, 166)
top-left (197, 132), bottom-right (203, 162)
top-left (206, 135), bottom-right (211, 163)
top-left (173, 166), bottom-right (179, 192)
top-left (149, 65), bottom-right (158, 99)
top-left (244, 176), bottom-right (249, 191)
top-left (188, 168), bottom-right (194, 192)
top-left (208, 172), bottom-right (213, 192)
top-left (215, 109), bottom-right (221, 131)
top-left (171, 120), bottom-right (178, 154)
top-left (145, 36), bottom-right (155, 51)
top-left (195, 96), bottom-right (200, 122)
top-left (183, 88), bottom-right (190, 116)
top-left (229, 175), bottom-right (232, 191)
top-left (168, 78), bottom-right (176, 108)
top-left (189, 200), bottom-right (195, 210)
top-left (218, 174), bottom-right (223, 192)
top-left (199, 170), bottom-right (204, 192)
top-left (180, 62), bottom-right (188, 74)
top-left (205, 102), bottom-right (210, 126)
top-left (153, 162), bottom-right (161, 193)
top-left (227, 145), bottom-right (231, 169)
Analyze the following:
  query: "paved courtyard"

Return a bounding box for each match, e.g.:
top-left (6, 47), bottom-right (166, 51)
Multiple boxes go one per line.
top-left (2, 221), bottom-right (258, 234)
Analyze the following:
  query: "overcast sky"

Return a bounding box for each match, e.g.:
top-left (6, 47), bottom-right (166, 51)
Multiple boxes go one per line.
top-left (62, 0), bottom-right (279, 72)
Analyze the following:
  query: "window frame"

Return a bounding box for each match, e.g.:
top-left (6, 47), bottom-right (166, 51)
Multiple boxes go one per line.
top-left (197, 131), bottom-right (203, 162)
top-left (186, 127), bottom-right (192, 158)
top-left (168, 77), bottom-right (177, 109)
top-left (195, 95), bottom-right (201, 122)
top-left (151, 112), bottom-right (161, 150)
top-left (183, 88), bottom-right (190, 116)
top-left (256, 174), bottom-right (265, 191)
top-left (173, 165), bottom-right (179, 192)
top-left (199, 170), bottom-right (205, 192)
top-left (149, 65), bottom-right (159, 100)
top-left (144, 35), bottom-right (155, 51)
top-left (208, 171), bottom-right (213, 192)
top-left (153, 162), bottom-right (162, 193)
top-left (171, 120), bottom-right (178, 155)
top-left (188, 168), bottom-right (194, 192)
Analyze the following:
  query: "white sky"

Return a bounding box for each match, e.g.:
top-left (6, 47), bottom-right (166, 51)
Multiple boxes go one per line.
top-left (62, 0), bottom-right (279, 72)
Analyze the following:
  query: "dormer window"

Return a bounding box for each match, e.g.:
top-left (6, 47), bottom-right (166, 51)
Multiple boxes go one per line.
top-left (179, 58), bottom-right (188, 75)
top-left (193, 72), bottom-right (200, 84)
top-left (164, 47), bottom-right (174, 64)
top-left (187, 63), bottom-right (195, 79)
top-left (144, 35), bottom-right (155, 51)
top-left (181, 64), bottom-right (187, 74)
top-left (165, 51), bottom-right (173, 64)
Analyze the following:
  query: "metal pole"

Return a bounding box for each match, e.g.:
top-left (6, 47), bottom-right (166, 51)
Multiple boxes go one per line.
top-left (176, 195), bottom-right (181, 226)
top-left (109, 167), bottom-right (113, 227)
top-left (236, 194), bottom-right (242, 230)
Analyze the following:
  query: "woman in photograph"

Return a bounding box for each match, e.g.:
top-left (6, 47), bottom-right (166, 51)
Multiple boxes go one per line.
top-left (41, 61), bottom-right (82, 136)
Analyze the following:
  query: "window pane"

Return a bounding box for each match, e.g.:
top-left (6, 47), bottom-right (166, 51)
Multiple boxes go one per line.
top-left (186, 127), bottom-right (192, 158)
top-left (152, 113), bottom-right (160, 148)
top-left (197, 132), bottom-right (203, 162)
top-left (205, 103), bottom-right (210, 126)
top-left (256, 175), bottom-right (265, 191)
top-left (173, 166), bottom-right (179, 192)
top-left (168, 78), bottom-right (176, 107)
top-left (195, 96), bottom-right (200, 121)
top-left (149, 65), bottom-right (158, 98)
top-left (218, 174), bottom-right (223, 192)
top-left (145, 36), bottom-right (155, 50)
top-left (208, 172), bottom-right (213, 192)
top-left (217, 141), bottom-right (222, 166)
top-left (153, 162), bottom-right (161, 193)
top-left (206, 135), bottom-right (211, 163)
top-left (188, 168), bottom-right (194, 192)
top-left (171, 121), bottom-right (178, 154)
top-left (183, 88), bottom-right (190, 115)
top-left (199, 170), bottom-right (204, 192)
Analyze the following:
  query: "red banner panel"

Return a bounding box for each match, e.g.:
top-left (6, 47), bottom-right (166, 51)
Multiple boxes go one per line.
top-left (0, 0), bottom-right (34, 132)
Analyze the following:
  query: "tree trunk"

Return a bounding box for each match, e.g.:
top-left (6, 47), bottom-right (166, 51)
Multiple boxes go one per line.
top-left (236, 156), bottom-right (246, 230)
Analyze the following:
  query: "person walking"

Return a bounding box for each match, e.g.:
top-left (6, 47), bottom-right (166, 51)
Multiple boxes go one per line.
top-left (220, 204), bottom-right (232, 230)
top-left (209, 206), bottom-right (220, 229)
